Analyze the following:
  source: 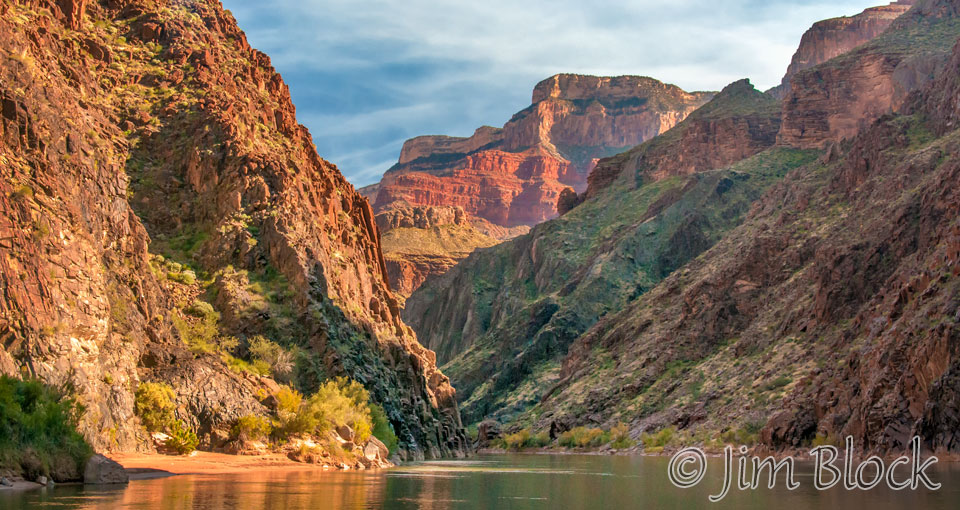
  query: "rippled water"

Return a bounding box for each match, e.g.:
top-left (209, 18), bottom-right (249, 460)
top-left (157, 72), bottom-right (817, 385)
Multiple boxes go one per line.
top-left (2, 454), bottom-right (959, 509)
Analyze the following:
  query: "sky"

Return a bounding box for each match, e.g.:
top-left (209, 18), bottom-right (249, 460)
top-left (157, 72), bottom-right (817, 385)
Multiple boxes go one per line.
top-left (222, 0), bottom-right (885, 187)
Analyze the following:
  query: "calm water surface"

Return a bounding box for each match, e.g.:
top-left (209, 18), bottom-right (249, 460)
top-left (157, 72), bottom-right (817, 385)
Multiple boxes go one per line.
top-left (2, 454), bottom-right (959, 509)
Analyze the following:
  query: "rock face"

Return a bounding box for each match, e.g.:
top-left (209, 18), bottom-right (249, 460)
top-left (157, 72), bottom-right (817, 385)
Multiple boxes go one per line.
top-left (372, 75), bottom-right (713, 228)
top-left (769, 1), bottom-right (915, 99)
top-left (404, 81), bottom-right (794, 424)
top-left (585, 79), bottom-right (781, 200)
top-left (0, 0), bottom-right (464, 459)
top-left (777, 0), bottom-right (957, 148)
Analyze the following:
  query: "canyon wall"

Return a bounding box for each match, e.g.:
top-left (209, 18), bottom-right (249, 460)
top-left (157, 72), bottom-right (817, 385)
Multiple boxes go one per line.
top-left (777, 0), bottom-right (957, 148)
top-left (404, 81), bottom-right (790, 424)
top-left (0, 0), bottom-right (464, 458)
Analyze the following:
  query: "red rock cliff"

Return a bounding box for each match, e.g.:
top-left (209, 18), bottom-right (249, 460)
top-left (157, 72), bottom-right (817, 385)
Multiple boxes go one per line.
top-left (372, 75), bottom-right (713, 228)
top-left (769, 2), bottom-right (915, 99)
top-left (777, 0), bottom-right (958, 148)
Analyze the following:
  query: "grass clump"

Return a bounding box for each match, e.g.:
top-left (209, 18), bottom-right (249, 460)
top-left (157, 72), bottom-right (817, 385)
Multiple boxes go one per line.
top-left (0, 376), bottom-right (93, 480)
top-left (165, 421), bottom-right (199, 455)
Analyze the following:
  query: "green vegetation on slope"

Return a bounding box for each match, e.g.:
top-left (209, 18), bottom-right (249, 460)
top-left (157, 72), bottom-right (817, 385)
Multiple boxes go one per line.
top-left (381, 224), bottom-right (499, 257)
top-left (428, 147), bottom-right (818, 425)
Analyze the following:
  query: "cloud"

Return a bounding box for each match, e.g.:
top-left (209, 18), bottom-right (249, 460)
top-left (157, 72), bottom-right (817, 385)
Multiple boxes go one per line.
top-left (223, 0), bottom-right (885, 186)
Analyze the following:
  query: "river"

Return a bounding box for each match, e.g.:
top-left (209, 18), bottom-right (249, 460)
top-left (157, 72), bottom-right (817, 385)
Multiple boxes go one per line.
top-left (2, 453), bottom-right (958, 509)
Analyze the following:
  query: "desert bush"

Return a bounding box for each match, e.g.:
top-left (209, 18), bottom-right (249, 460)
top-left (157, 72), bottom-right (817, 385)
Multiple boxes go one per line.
top-left (166, 420), bottom-right (199, 455)
top-left (273, 379), bottom-right (373, 443)
top-left (232, 415), bottom-right (272, 442)
top-left (503, 429), bottom-right (531, 450)
top-left (303, 378), bottom-right (372, 442)
top-left (248, 335), bottom-right (294, 379)
top-left (609, 423), bottom-right (635, 449)
top-left (558, 426), bottom-right (608, 448)
top-left (0, 376), bottom-right (93, 479)
top-left (134, 382), bottom-right (176, 432)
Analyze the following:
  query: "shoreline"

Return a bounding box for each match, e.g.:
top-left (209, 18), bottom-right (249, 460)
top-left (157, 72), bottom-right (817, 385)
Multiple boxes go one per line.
top-left (476, 445), bottom-right (960, 462)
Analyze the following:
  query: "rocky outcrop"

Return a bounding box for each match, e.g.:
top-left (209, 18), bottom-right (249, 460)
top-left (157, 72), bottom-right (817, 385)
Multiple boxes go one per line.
top-left (377, 204), bottom-right (499, 297)
top-left (372, 75), bottom-right (713, 228)
top-left (0, 0), bottom-right (464, 459)
top-left (769, 1), bottom-right (915, 99)
top-left (585, 79), bottom-right (781, 199)
top-left (777, 0), bottom-right (959, 148)
top-left (404, 80), bottom-right (803, 424)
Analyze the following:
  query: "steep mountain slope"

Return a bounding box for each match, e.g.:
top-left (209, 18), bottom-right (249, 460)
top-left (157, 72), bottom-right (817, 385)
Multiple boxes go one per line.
top-left (769, 1), bottom-right (915, 99)
top-left (0, 0), bottom-right (464, 459)
top-left (535, 38), bottom-right (960, 453)
top-left (405, 0), bottom-right (960, 449)
top-left (404, 81), bottom-right (795, 424)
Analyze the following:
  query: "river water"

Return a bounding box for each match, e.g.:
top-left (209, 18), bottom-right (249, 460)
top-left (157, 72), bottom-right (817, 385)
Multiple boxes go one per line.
top-left (2, 453), bottom-right (958, 509)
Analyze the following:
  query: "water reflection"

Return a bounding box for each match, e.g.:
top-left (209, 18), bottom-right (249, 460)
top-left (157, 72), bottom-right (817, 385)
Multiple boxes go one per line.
top-left (2, 454), bottom-right (959, 510)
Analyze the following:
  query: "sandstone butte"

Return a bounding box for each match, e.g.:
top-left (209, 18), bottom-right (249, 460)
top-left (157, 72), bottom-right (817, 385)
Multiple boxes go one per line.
top-left (363, 75), bottom-right (714, 295)
top-left (0, 0), bottom-right (465, 471)
top-left (364, 75), bottom-right (714, 229)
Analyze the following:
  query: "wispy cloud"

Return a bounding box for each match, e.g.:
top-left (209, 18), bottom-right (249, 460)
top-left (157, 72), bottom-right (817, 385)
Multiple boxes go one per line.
top-left (223, 0), bottom-right (885, 186)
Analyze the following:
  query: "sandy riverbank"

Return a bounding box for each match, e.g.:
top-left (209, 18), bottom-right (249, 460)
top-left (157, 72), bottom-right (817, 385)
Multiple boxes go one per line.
top-left (111, 451), bottom-right (339, 479)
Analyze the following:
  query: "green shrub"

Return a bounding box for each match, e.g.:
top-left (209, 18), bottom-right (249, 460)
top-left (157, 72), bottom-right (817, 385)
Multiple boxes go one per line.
top-left (166, 421), bottom-right (198, 455)
top-left (641, 427), bottom-right (676, 448)
top-left (135, 382), bottom-right (177, 432)
top-left (811, 432), bottom-right (840, 447)
top-left (272, 379), bottom-right (373, 444)
top-left (302, 378), bottom-right (372, 442)
top-left (720, 424), bottom-right (760, 446)
top-left (0, 376), bottom-right (93, 480)
top-left (185, 300), bottom-right (218, 320)
top-left (370, 403), bottom-right (398, 454)
top-left (232, 415), bottom-right (272, 442)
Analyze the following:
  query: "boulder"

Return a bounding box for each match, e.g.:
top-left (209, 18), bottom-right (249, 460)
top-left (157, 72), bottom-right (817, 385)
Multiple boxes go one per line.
top-left (83, 454), bottom-right (129, 485)
top-left (335, 424), bottom-right (354, 442)
top-left (364, 436), bottom-right (390, 461)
